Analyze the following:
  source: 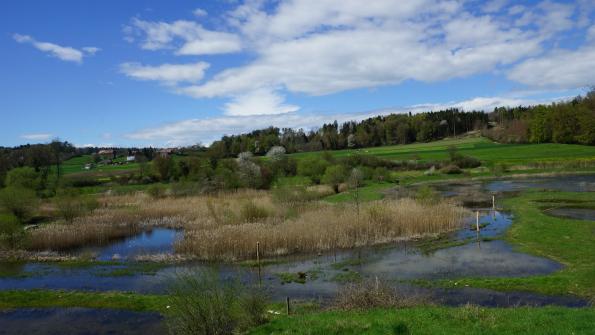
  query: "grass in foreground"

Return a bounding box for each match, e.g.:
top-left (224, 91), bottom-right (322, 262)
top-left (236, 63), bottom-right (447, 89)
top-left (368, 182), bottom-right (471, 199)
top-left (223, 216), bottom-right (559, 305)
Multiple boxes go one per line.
top-left (427, 191), bottom-right (595, 299)
top-left (250, 306), bottom-right (595, 335)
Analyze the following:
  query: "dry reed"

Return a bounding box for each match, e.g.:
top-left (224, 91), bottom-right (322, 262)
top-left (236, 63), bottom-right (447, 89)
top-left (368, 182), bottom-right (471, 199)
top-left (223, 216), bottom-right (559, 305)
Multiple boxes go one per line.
top-left (29, 189), bottom-right (468, 257)
top-left (176, 198), bottom-right (468, 261)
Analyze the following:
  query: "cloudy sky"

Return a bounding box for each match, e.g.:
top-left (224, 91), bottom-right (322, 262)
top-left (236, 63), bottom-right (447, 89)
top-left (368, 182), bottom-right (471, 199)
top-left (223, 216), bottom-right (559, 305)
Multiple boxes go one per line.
top-left (1, 0), bottom-right (594, 147)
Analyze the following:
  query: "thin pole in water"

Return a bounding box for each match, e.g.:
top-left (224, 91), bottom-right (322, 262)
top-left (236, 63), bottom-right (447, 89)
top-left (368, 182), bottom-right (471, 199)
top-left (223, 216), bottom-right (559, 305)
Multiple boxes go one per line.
top-left (476, 211), bottom-right (480, 232)
top-left (286, 297), bottom-right (290, 315)
top-left (492, 195), bottom-right (496, 210)
top-left (256, 241), bottom-right (261, 287)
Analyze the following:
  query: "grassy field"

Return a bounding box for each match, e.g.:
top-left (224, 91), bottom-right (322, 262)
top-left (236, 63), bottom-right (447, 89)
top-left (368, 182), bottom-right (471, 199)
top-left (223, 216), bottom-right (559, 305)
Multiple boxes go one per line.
top-left (290, 137), bottom-right (595, 166)
top-left (250, 306), bottom-right (595, 334)
top-left (60, 155), bottom-right (140, 175)
top-left (422, 191), bottom-right (595, 300)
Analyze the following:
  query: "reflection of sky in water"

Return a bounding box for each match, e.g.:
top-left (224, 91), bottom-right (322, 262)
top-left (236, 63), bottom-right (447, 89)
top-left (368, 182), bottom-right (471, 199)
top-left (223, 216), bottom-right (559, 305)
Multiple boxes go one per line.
top-left (545, 208), bottom-right (595, 221)
top-left (357, 240), bottom-right (560, 280)
top-left (0, 308), bottom-right (164, 335)
top-left (485, 175), bottom-right (595, 193)
top-left (77, 228), bottom-right (182, 261)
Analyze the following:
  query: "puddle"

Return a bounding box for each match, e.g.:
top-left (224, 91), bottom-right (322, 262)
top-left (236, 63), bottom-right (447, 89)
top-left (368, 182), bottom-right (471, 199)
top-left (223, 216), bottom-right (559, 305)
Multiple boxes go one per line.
top-left (544, 207), bottom-right (595, 221)
top-left (77, 228), bottom-right (182, 261)
top-left (485, 174), bottom-right (595, 193)
top-left (0, 308), bottom-right (165, 335)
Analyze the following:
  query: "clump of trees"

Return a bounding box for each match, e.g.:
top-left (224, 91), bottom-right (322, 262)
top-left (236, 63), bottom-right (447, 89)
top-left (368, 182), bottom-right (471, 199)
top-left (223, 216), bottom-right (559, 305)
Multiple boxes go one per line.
top-left (483, 89), bottom-right (595, 145)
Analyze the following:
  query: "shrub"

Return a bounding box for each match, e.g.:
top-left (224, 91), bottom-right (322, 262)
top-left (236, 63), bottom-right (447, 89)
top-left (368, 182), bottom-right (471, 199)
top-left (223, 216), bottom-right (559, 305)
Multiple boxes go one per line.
top-left (146, 184), bottom-right (167, 199)
top-left (165, 270), bottom-right (267, 335)
top-left (65, 176), bottom-right (103, 188)
top-left (440, 164), bottom-right (462, 174)
top-left (54, 191), bottom-right (98, 223)
top-left (0, 213), bottom-right (27, 249)
top-left (452, 155), bottom-right (481, 169)
top-left (321, 165), bottom-right (348, 193)
top-left (333, 279), bottom-right (428, 310)
top-left (297, 157), bottom-right (330, 184)
top-left (5, 167), bottom-right (40, 190)
top-left (415, 185), bottom-right (440, 205)
top-left (240, 201), bottom-right (270, 223)
top-left (0, 186), bottom-right (38, 223)
top-left (492, 162), bottom-right (509, 176)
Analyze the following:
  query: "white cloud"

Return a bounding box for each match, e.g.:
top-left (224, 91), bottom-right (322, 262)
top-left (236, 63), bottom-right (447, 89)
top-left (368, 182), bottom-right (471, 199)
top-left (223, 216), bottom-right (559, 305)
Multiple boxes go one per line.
top-left (508, 46), bottom-right (595, 89)
top-left (124, 18), bottom-right (242, 55)
top-left (20, 133), bottom-right (53, 141)
top-left (180, 0), bottom-right (546, 102)
top-left (223, 88), bottom-right (299, 116)
top-left (121, 0), bottom-right (592, 114)
top-left (120, 61), bottom-right (210, 85)
top-left (13, 34), bottom-right (99, 63)
top-left (482, 0), bottom-right (509, 13)
top-left (82, 47), bottom-right (101, 55)
top-left (193, 8), bottom-right (208, 17)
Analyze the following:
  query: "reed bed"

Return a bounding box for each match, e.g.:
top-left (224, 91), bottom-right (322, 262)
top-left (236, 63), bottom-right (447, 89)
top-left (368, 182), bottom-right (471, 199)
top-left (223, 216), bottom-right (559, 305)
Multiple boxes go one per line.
top-left (176, 198), bottom-right (469, 261)
top-left (29, 189), bottom-right (468, 257)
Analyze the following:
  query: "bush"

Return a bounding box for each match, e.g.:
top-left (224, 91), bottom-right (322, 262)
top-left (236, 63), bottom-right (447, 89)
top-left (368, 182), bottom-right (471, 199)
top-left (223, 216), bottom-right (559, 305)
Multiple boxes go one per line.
top-left (165, 270), bottom-right (267, 335)
top-left (440, 164), bottom-right (462, 174)
top-left (452, 155), bottom-right (481, 169)
top-left (0, 213), bottom-right (27, 249)
top-left (297, 157), bottom-right (330, 184)
top-left (240, 201), bottom-right (270, 223)
top-left (5, 167), bottom-right (40, 190)
top-left (492, 162), bottom-right (509, 176)
top-left (333, 279), bottom-right (427, 310)
top-left (415, 185), bottom-right (440, 205)
top-left (65, 176), bottom-right (103, 188)
top-left (0, 186), bottom-right (38, 223)
top-left (146, 184), bottom-right (167, 199)
top-left (321, 165), bottom-right (348, 193)
top-left (54, 191), bottom-right (98, 223)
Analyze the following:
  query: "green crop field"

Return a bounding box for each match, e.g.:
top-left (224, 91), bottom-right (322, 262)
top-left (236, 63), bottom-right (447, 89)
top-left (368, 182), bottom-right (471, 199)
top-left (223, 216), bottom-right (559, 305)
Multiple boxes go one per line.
top-left (60, 155), bottom-right (140, 176)
top-left (290, 137), bottom-right (595, 166)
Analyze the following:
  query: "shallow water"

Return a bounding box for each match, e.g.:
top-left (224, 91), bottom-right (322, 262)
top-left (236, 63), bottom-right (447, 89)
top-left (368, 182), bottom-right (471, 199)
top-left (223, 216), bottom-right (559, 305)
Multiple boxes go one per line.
top-left (485, 174), bottom-right (595, 193)
top-left (77, 228), bottom-right (182, 261)
top-left (0, 308), bottom-right (165, 335)
top-left (545, 207), bottom-right (595, 221)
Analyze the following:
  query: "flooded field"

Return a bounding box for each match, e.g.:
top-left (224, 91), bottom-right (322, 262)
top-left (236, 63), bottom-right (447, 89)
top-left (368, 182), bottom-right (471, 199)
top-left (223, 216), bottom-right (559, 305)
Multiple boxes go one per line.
top-left (1, 174), bottom-right (593, 333)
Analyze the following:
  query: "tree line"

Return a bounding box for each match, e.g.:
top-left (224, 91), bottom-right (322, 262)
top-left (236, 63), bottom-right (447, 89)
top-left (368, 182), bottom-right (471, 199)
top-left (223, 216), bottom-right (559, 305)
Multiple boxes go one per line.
top-left (207, 109), bottom-right (489, 158)
top-left (484, 89), bottom-right (595, 144)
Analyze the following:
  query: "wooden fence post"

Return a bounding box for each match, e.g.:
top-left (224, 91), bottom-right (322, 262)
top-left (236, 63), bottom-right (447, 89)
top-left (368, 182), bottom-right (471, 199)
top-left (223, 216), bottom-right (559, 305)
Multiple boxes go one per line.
top-left (286, 297), bottom-right (290, 315)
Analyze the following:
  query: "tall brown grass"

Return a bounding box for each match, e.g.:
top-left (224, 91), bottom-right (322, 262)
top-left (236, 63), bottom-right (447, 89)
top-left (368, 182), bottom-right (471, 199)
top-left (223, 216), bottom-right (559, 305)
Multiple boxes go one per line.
top-left (176, 198), bottom-right (468, 261)
top-left (29, 190), bottom-right (468, 258)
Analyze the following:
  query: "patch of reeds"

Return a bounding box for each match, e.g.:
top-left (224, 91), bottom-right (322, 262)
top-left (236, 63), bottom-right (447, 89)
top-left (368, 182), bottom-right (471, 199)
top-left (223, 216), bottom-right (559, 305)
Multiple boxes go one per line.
top-left (176, 198), bottom-right (468, 261)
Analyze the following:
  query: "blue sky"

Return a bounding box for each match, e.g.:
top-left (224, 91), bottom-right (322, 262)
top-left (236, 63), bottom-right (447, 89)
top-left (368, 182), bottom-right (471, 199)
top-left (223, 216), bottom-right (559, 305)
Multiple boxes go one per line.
top-left (1, 0), bottom-right (594, 147)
